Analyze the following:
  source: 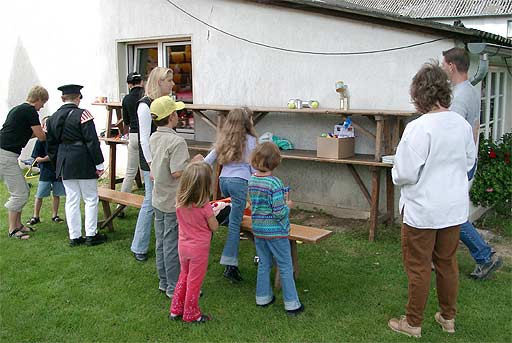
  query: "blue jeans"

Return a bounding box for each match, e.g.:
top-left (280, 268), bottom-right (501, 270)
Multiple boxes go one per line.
top-left (219, 177), bottom-right (247, 266)
top-left (460, 159), bottom-right (491, 264)
top-left (255, 237), bottom-right (301, 311)
top-left (460, 221), bottom-right (492, 264)
top-left (468, 158), bottom-right (477, 181)
top-left (131, 170), bottom-right (154, 254)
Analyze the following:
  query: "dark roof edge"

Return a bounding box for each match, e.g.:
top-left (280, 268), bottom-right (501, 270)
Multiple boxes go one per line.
top-left (423, 14), bottom-right (512, 20)
top-left (245, 0), bottom-right (512, 47)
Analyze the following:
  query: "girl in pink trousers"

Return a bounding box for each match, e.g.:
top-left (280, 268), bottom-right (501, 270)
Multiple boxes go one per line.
top-left (170, 162), bottom-right (218, 323)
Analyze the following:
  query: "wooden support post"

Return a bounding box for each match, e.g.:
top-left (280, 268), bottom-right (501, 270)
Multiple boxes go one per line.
top-left (383, 119), bottom-right (392, 154)
top-left (99, 203), bottom-right (126, 231)
top-left (383, 118), bottom-right (395, 225)
top-left (274, 260), bottom-right (281, 290)
top-left (213, 164), bottom-right (222, 200)
top-left (114, 107), bottom-right (124, 136)
top-left (290, 240), bottom-right (299, 280)
top-left (100, 200), bottom-right (115, 232)
top-left (109, 142), bottom-right (116, 190)
top-left (347, 164), bottom-right (371, 205)
top-left (374, 116), bottom-right (384, 161)
top-left (252, 112), bottom-right (268, 125)
top-left (193, 110), bottom-right (217, 130)
top-left (391, 118), bottom-right (401, 152)
top-left (386, 169), bottom-right (394, 224)
top-left (135, 169), bottom-right (143, 188)
top-left (105, 107), bottom-right (113, 138)
top-left (369, 167), bottom-right (381, 241)
top-left (340, 115), bottom-right (376, 141)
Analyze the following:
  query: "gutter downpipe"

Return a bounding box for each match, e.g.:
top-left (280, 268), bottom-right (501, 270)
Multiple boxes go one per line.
top-left (469, 53), bottom-right (489, 86)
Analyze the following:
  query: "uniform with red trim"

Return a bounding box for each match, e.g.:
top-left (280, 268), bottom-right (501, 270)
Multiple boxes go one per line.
top-left (47, 84), bottom-right (104, 180)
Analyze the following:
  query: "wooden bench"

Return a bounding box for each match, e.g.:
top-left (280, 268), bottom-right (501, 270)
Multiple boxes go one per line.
top-left (98, 187), bottom-right (143, 231)
top-left (97, 187), bottom-right (333, 288)
top-left (240, 215), bottom-right (333, 289)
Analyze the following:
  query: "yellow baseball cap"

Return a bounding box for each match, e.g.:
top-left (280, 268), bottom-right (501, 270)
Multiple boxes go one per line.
top-left (150, 95), bottom-right (185, 121)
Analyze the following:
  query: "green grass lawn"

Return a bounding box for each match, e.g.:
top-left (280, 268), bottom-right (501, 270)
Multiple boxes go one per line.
top-left (0, 183), bottom-right (511, 342)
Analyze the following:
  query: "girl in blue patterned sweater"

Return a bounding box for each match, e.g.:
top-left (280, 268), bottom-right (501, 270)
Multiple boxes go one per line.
top-left (248, 142), bottom-right (304, 316)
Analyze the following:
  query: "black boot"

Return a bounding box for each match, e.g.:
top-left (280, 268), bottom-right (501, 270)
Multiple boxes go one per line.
top-left (69, 236), bottom-right (85, 247)
top-left (85, 232), bottom-right (107, 246)
top-left (223, 265), bottom-right (243, 282)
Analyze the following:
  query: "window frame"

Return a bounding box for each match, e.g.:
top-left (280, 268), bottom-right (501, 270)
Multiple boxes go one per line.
top-left (121, 37), bottom-right (195, 138)
top-left (480, 67), bottom-right (508, 142)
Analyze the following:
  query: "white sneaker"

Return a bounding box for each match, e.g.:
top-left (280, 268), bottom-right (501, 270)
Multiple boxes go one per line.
top-left (435, 312), bottom-right (455, 333)
top-left (388, 315), bottom-right (421, 338)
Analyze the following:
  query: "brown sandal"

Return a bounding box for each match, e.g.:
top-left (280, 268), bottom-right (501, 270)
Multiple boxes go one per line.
top-left (8, 229), bottom-right (30, 240)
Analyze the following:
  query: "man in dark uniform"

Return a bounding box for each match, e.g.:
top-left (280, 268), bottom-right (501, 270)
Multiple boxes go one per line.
top-left (46, 84), bottom-right (107, 247)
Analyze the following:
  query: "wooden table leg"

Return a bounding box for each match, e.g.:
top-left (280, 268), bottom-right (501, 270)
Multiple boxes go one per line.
top-left (369, 167), bottom-right (381, 241)
top-left (274, 260), bottom-right (281, 290)
top-left (109, 142), bottom-right (116, 190)
top-left (386, 169), bottom-right (395, 224)
top-left (114, 107), bottom-right (124, 136)
top-left (135, 169), bottom-right (142, 188)
top-left (100, 200), bottom-right (115, 232)
top-left (290, 240), bottom-right (299, 280)
top-left (374, 116), bottom-right (384, 161)
top-left (213, 164), bottom-right (222, 200)
top-left (106, 108), bottom-right (113, 138)
top-left (273, 241), bottom-right (298, 290)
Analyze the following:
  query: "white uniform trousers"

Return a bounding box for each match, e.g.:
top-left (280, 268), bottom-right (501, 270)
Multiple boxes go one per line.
top-left (62, 179), bottom-right (99, 239)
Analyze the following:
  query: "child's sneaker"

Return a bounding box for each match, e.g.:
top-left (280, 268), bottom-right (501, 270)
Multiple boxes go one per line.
top-left (169, 313), bottom-right (181, 321)
top-left (257, 296), bottom-right (275, 308)
top-left (223, 266), bottom-right (243, 282)
top-left (388, 315), bottom-right (421, 338)
top-left (435, 312), bottom-right (455, 333)
top-left (286, 304), bottom-right (305, 316)
top-left (193, 314), bottom-right (212, 323)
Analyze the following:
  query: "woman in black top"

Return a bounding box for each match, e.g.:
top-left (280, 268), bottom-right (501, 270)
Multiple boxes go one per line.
top-left (0, 86), bottom-right (48, 239)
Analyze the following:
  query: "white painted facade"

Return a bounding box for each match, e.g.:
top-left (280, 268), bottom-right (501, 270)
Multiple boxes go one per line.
top-left (435, 16), bottom-right (511, 38)
top-left (2, 0), bottom-right (510, 218)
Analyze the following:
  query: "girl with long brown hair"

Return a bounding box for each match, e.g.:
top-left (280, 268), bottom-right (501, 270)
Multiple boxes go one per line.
top-left (199, 107), bottom-right (258, 282)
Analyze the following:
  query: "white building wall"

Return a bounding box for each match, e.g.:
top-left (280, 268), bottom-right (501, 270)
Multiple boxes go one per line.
top-left (3, 0), bottom-right (501, 218)
top-left (435, 16), bottom-right (512, 38)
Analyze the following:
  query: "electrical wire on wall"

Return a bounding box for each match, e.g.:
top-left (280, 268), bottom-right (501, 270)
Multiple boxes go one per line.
top-left (165, 0), bottom-right (448, 56)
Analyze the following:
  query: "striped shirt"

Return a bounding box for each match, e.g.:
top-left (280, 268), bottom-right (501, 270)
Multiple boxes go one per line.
top-left (248, 175), bottom-right (290, 239)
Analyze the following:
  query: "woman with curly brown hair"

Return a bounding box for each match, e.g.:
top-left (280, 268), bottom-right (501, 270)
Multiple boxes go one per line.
top-left (388, 61), bottom-right (476, 338)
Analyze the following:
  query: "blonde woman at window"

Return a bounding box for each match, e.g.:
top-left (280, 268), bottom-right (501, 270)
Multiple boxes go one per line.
top-left (130, 67), bottom-right (174, 270)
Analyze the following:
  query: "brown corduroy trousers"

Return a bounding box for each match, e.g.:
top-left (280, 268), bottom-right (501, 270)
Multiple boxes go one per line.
top-left (401, 223), bottom-right (460, 327)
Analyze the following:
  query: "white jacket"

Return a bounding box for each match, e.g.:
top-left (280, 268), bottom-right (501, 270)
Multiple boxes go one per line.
top-left (392, 111), bottom-right (476, 229)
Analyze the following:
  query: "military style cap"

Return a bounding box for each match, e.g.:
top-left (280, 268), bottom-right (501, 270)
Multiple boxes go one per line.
top-left (126, 72), bottom-right (142, 83)
top-left (57, 84), bottom-right (83, 99)
top-left (150, 95), bottom-right (185, 121)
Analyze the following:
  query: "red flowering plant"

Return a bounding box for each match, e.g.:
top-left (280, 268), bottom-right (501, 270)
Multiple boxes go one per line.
top-left (470, 132), bottom-right (512, 214)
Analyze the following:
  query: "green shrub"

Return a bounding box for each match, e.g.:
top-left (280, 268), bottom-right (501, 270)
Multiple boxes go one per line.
top-left (470, 132), bottom-right (512, 215)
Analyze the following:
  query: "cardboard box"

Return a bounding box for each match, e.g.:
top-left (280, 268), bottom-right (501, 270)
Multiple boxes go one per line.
top-left (316, 137), bottom-right (355, 159)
